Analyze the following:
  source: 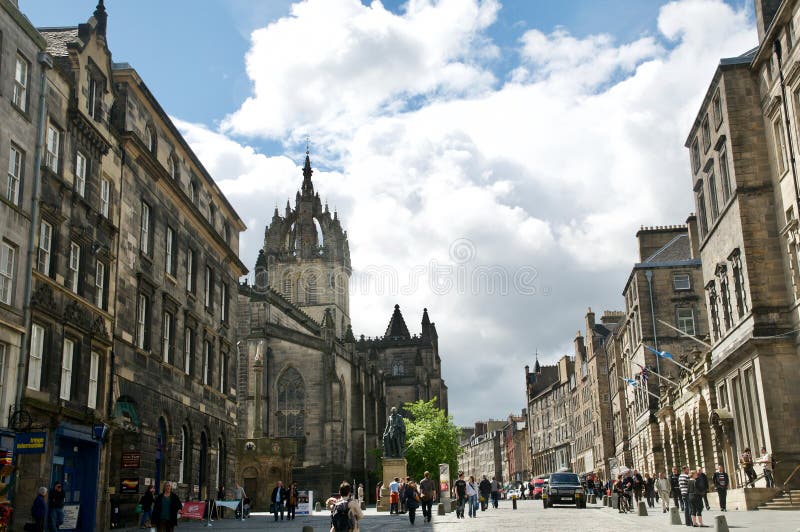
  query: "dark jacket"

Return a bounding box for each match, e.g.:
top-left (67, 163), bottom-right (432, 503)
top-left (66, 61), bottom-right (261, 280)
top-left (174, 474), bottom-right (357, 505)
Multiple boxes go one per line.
top-left (152, 492), bottom-right (182, 527)
top-left (270, 486), bottom-right (287, 504)
top-left (48, 488), bottom-right (65, 509)
top-left (139, 490), bottom-right (155, 511)
top-left (31, 494), bottom-right (47, 520)
top-left (695, 473), bottom-right (709, 495)
top-left (669, 473), bottom-right (680, 492)
top-left (712, 472), bottom-right (729, 490)
top-left (286, 485), bottom-right (299, 507)
top-left (478, 479), bottom-right (491, 496)
top-left (403, 484), bottom-right (419, 509)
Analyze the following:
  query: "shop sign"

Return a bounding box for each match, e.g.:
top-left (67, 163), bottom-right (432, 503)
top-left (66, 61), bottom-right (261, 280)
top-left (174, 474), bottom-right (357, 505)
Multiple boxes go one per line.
top-left (180, 501), bottom-right (206, 520)
top-left (13, 432), bottom-right (46, 454)
top-left (120, 478), bottom-right (139, 494)
top-left (121, 451), bottom-right (141, 469)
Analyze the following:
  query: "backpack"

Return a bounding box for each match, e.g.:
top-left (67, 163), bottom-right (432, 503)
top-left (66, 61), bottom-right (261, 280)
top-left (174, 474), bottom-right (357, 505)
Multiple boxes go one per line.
top-left (331, 498), bottom-right (354, 532)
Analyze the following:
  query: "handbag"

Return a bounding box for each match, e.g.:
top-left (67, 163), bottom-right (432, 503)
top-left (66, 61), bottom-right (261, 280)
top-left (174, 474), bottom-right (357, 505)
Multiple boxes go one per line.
top-left (135, 503), bottom-right (143, 514)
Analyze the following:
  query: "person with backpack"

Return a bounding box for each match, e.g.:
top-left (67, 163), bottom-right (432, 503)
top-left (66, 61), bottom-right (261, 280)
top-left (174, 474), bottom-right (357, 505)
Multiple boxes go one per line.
top-left (739, 448), bottom-right (756, 487)
top-left (403, 480), bottom-right (421, 525)
top-left (327, 482), bottom-right (362, 532)
top-left (418, 471), bottom-right (435, 523)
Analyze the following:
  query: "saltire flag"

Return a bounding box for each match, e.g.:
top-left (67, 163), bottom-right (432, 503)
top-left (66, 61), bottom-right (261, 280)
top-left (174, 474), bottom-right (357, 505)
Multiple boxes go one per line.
top-left (624, 378), bottom-right (637, 387)
top-left (645, 345), bottom-right (674, 360)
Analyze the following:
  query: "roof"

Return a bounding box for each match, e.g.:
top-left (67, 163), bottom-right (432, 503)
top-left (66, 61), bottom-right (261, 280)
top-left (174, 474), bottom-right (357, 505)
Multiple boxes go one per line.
top-left (643, 233), bottom-right (691, 263)
top-left (384, 304), bottom-right (411, 339)
top-left (720, 47), bottom-right (757, 66)
top-left (39, 27), bottom-right (80, 57)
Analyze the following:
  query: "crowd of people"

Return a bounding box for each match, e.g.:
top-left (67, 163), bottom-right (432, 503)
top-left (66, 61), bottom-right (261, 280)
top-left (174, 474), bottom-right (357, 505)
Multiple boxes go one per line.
top-left (386, 472), bottom-right (436, 524)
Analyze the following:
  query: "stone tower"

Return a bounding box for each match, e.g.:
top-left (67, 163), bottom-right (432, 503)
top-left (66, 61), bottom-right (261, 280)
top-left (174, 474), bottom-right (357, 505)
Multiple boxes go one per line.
top-left (256, 150), bottom-right (351, 336)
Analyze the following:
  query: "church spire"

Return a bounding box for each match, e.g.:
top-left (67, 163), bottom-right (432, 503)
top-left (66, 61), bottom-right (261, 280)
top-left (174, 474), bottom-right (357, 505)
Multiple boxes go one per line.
top-left (93, 0), bottom-right (107, 38)
top-left (302, 140), bottom-right (314, 197)
top-left (421, 308), bottom-right (431, 339)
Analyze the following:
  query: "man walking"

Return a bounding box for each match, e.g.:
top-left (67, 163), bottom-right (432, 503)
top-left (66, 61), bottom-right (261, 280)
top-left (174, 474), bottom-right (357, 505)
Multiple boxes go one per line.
top-left (454, 472), bottom-right (467, 519)
top-left (712, 464), bottom-right (729, 512)
top-left (419, 471), bottom-right (435, 523)
top-left (695, 467), bottom-right (710, 511)
top-left (478, 475), bottom-right (491, 511)
top-left (656, 472), bottom-right (671, 513)
top-left (47, 482), bottom-right (65, 532)
top-left (669, 466), bottom-right (682, 511)
top-left (679, 466), bottom-right (691, 527)
top-left (389, 477), bottom-right (400, 515)
top-left (758, 447), bottom-right (775, 488)
top-left (490, 476), bottom-right (500, 509)
top-left (632, 469), bottom-right (643, 505)
top-left (270, 480), bottom-right (287, 521)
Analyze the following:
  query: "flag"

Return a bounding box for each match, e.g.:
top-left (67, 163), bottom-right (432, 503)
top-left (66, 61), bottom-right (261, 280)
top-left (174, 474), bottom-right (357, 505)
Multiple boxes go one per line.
top-left (624, 378), bottom-right (637, 387)
top-left (646, 345), bottom-right (674, 360)
top-left (636, 363), bottom-right (648, 383)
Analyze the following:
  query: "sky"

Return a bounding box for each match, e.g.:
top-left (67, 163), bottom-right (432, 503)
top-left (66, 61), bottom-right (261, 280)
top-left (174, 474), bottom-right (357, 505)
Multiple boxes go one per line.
top-left (20, 0), bottom-right (757, 426)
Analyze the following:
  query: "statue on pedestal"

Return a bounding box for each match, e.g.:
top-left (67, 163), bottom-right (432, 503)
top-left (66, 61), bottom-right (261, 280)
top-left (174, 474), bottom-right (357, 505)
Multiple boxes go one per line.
top-left (382, 407), bottom-right (406, 458)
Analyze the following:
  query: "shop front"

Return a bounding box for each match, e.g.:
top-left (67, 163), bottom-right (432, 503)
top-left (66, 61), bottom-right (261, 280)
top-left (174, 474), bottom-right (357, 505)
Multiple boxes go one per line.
top-left (49, 423), bottom-right (102, 532)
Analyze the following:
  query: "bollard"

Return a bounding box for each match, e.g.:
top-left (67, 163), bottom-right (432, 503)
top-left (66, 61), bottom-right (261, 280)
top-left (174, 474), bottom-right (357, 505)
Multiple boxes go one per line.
top-left (314, 501), bottom-right (321, 513)
top-left (670, 506), bottom-right (681, 525)
top-left (512, 497), bottom-right (517, 510)
top-left (638, 500), bottom-right (648, 516)
top-left (714, 515), bottom-right (729, 532)
top-left (437, 503), bottom-right (445, 516)
top-left (611, 493), bottom-right (619, 509)
top-left (302, 527), bottom-right (314, 532)
top-left (603, 495), bottom-right (609, 506)
top-left (589, 494), bottom-right (596, 504)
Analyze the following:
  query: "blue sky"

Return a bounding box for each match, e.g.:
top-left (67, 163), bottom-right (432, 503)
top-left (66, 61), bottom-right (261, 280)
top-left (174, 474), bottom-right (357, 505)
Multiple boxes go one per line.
top-left (18, 0), bottom-right (757, 424)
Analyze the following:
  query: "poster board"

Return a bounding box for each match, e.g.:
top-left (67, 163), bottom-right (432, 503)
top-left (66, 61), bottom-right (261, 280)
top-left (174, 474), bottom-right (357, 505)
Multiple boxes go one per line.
top-left (439, 463), bottom-right (450, 493)
top-left (62, 504), bottom-right (80, 529)
top-left (180, 501), bottom-right (206, 520)
top-left (296, 490), bottom-right (313, 515)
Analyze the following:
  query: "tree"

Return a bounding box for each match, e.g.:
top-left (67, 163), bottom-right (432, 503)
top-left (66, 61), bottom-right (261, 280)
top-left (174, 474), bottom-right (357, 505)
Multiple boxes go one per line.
top-left (403, 398), bottom-right (462, 483)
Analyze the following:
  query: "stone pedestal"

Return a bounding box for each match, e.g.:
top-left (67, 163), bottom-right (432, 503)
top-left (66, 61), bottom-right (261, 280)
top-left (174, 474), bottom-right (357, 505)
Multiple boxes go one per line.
top-left (377, 458), bottom-right (407, 512)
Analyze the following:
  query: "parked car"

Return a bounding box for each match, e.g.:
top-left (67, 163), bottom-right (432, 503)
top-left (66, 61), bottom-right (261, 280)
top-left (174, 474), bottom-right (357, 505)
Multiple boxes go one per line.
top-left (506, 489), bottom-right (520, 499)
top-left (531, 477), bottom-right (546, 500)
top-left (542, 472), bottom-right (585, 509)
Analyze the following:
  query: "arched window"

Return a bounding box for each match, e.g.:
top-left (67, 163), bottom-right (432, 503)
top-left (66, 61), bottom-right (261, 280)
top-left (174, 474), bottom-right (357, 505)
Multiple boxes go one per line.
top-left (169, 155), bottom-right (179, 180)
top-left (282, 274), bottom-right (291, 299)
top-left (306, 274), bottom-right (317, 305)
top-left (179, 425), bottom-right (188, 484)
top-left (392, 357), bottom-right (405, 376)
top-left (276, 367), bottom-right (304, 437)
top-left (145, 124), bottom-right (156, 154)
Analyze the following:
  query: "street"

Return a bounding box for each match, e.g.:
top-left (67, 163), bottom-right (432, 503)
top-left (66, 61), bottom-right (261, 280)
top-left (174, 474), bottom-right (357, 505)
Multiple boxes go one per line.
top-left (176, 499), bottom-right (799, 531)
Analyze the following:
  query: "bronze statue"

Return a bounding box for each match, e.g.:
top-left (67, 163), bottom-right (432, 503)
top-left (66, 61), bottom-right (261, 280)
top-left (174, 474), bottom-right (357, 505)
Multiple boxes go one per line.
top-left (382, 407), bottom-right (406, 458)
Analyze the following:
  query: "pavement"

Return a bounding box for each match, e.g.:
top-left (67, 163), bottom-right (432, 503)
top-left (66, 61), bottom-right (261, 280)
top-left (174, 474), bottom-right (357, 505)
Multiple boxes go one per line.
top-left (174, 499), bottom-right (799, 531)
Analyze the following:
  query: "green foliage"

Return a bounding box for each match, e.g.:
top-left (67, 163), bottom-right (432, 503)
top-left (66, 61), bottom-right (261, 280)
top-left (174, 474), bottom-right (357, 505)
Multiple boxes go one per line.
top-left (403, 398), bottom-right (462, 483)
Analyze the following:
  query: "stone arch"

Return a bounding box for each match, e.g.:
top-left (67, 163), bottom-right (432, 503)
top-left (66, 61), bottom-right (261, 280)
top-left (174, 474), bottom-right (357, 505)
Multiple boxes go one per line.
top-left (675, 416), bottom-right (686, 468)
top-left (697, 396), bottom-right (715, 473)
top-left (683, 413), bottom-right (696, 468)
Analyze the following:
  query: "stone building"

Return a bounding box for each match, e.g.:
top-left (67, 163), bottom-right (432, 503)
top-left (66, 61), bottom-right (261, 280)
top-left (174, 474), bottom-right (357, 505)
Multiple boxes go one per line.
top-left (620, 224), bottom-right (708, 474)
top-left (501, 413), bottom-right (528, 485)
top-left (525, 355), bottom-right (573, 476)
top-left (238, 154), bottom-right (447, 507)
top-left (458, 420), bottom-right (505, 482)
top-left (673, 0), bottom-right (800, 497)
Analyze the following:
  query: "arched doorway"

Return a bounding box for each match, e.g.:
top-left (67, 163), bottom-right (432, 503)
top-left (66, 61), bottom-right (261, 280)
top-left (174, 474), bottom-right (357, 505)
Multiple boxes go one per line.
top-left (243, 466), bottom-right (259, 511)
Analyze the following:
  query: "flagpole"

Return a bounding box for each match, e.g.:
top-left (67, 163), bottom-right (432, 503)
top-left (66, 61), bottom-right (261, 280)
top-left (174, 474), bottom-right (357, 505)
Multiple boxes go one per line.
top-left (618, 377), bottom-right (660, 400)
top-left (645, 345), bottom-right (693, 373)
top-left (633, 363), bottom-right (679, 387)
top-left (657, 319), bottom-right (712, 348)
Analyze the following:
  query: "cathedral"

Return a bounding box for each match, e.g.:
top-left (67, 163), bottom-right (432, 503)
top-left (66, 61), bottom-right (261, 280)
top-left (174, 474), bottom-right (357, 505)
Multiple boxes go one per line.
top-left (235, 151), bottom-right (447, 509)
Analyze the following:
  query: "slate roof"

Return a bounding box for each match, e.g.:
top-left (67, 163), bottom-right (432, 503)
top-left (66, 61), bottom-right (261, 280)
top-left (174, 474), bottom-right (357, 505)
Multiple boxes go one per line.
top-left (39, 27), bottom-right (80, 57)
top-left (384, 304), bottom-right (411, 339)
top-left (644, 233), bottom-right (692, 263)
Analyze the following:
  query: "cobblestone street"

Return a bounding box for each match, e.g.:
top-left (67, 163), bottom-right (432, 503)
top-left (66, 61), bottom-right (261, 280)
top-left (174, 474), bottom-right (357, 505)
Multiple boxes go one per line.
top-left (175, 499), bottom-right (799, 531)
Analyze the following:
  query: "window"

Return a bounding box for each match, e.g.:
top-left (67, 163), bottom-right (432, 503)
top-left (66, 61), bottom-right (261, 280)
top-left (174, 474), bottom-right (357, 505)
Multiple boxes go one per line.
top-left (774, 118), bottom-right (788, 175)
top-left (219, 350), bottom-right (226, 394)
top-left (183, 328), bottom-right (193, 375)
top-left (691, 140), bottom-right (701, 173)
top-left (706, 281), bottom-right (721, 341)
top-left (223, 223), bottom-right (230, 244)
top-left (673, 273), bottom-right (691, 291)
top-left (67, 242), bottom-right (80, 294)
top-left (707, 168), bottom-right (719, 220)
top-left (719, 146), bottom-right (732, 202)
top-left (306, 275), bottom-right (317, 305)
top-left (392, 358), bottom-right (405, 376)
top-left (701, 115), bottom-right (711, 152)
top-left (94, 260), bottom-right (105, 309)
top-left (37, 221), bottom-right (52, 275)
top-left (712, 90), bottom-right (723, 127)
top-left (204, 266), bottom-right (213, 310)
top-left (87, 77), bottom-right (98, 120)
top-left (190, 181), bottom-right (198, 205)
top-left (719, 267), bottom-right (732, 330)
top-left (282, 274), bottom-right (291, 298)
top-left (221, 283), bottom-right (228, 323)
top-left (88, 351), bottom-right (99, 409)
top-left (144, 126), bottom-right (155, 153)
top-left (7, 145), bottom-right (22, 205)
top-left (0, 344), bottom-right (6, 424)
top-left (136, 293), bottom-right (149, 349)
top-left (276, 367), bottom-right (305, 437)
top-left (179, 426), bottom-right (187, 484)
top-left (162, 312), bottom-right (173, 363)
top-left (75, 152), bottom-right (87, 197)
top-left (60, 338), bottom-right (74, 400)
top-left (0, 243), bottom-right (14, 305)
top-left (46, 125), bottom-right (61, 172)
top-left (169, 156), bottom-right (178, 180)
top-left (100, 177), bottom-right (110, 217)
top-left (209, 203), bottom-right (216, 227)
top-left (140, 201), bottom-right (150, 254)
top-left (696, 189), bottom-right (709, 237)
top-left (28, 323), bottom-right (44, 390)
top-left (12, 54), bottom-right (29, 111)
top-left (186, 248), bottom-right (196, 293)
top-left (165, 226), bottom-right (175, 276)
top-left (730, 250), bottom-right (748, 317)
top-left (203, 340), bottom-right (211, 385)
top-left (676, 308), bottom-right (695, 336)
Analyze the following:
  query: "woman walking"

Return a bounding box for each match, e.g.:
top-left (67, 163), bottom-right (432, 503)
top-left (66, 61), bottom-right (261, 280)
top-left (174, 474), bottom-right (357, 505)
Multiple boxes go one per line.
top-left (644, 473), bottom-right (655, 508)
top-left (466, 476), bottom-right (478, 518)
top-left (403, 480), bottom-right (421, 525)
top-left (687, 471), bottom-right (706, 527)
top-left (152, 481), bottom-right (182, 532)
top-left (139, 485), bottom-right (155, 528)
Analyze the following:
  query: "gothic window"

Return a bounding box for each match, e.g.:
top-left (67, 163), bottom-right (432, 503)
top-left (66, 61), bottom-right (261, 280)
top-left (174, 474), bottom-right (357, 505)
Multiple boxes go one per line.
top-left (306, 274), bottom-right (317, 305)
top-left (282, 274), bottom-right (292, 299)
top-left (391, 357), bottom-right (405, 376)
top-left (276, 367), bottom-right (304, 437)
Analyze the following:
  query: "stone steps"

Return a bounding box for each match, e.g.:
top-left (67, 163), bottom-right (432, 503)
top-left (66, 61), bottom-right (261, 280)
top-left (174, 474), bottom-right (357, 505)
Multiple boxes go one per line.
top-left (758, 490), bottom-right (800, 511)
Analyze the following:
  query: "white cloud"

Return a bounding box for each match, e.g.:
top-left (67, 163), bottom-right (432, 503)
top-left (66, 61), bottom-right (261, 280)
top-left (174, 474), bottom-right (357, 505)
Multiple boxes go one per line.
top-left (182, 0), bottom-right (756, 424)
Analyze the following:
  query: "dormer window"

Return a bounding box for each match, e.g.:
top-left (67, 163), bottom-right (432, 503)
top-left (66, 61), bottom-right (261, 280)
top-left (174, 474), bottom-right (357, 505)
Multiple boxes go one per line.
top-left (145, 124), bottom-right (157, 154)
top-left (169, 155), bottom-right (178, 180)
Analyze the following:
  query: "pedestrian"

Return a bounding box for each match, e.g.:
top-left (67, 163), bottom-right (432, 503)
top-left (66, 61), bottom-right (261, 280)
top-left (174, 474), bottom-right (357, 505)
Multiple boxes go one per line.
top-left (357, 483), bottom-right (364, 503)
top-left (739, 447), bottom-right (756, 488)
top-left (403, 480), bottom-right (420, 525)
top-left (656, 472), bottom-right (671, 513)
top-left (232, 482), bottom-right (246, 518)
top-left (669, 466), bottom-right (683, 511)
top-left (286, 481), bottom-right (299, 521)
top-left (466, 476), bottom-right (478, 518)
top-left (478, 475), bottom-right (491, 511)
top-left (399, 477), bottom-right (407, 514)
top-left (152, 481), bottom-right (182, 532)
top-left (326, 481), bottom-right (362, 532)
top-left (31, 487), bottom-right (47, 532)
top-left (216, 484), bottom-right (225, 519)
top-left (389, 477), bottom-right (400, 515)
top-left (688, 470), bottom-right (706, 527)
top-left (758, 447), bottom-right (775, 488)
top-left (644, 473), bottom-right (655, 508)
top-left (632, 468), bottom-right (643, 504)
top-left (490, 476), bottom-right (500, 509)
top-left (696, 467), bottom-right (710, 511)
top-left (419, 471), bottom-right (435, 523)
top-left (679, 466), bottom-right (691, 527)
top-left (139, 485), bottom-right (155, 528)
top-left (270, 480), bottom-right (287, 521)
top-left (454, 471), bottom-right (467, 519)
top-left (47, 482), bottom-right (65, 532)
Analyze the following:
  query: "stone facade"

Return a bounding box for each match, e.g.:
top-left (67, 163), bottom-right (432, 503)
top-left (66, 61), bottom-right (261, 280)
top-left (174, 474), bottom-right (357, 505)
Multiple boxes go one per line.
top-left (458, 420), bottom-right (505, 482)
top-left (525, 355), bottom-right (573, 476)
